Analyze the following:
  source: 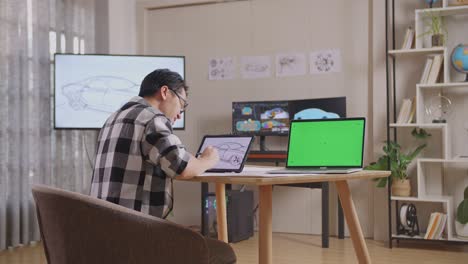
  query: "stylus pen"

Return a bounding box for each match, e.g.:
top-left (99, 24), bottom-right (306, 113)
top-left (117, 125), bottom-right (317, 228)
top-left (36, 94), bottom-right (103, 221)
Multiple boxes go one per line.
top-left (195, 152), bottom-right (202, 157)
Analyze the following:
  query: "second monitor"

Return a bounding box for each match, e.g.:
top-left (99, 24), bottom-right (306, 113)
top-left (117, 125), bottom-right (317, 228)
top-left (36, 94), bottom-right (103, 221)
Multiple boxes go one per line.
top-left (232, 97), bottom-right (346, 136)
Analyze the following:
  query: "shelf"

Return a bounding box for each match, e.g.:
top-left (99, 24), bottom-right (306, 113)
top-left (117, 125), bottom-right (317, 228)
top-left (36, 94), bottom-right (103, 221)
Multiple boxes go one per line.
top-left (391, 195), bottom-right (451, 202)
top-left (418, 158), bottom-right (468, 163)
top-left (418, 82), bottom-right (468, 89)
top-left (448, 236), bottom-right (468, 242)
top-left (388, 47), bottom-right (445, 57)
top-left (387, 1), bottom-right (468, 248)
top-left (392, 234), bottom-right (468, 243)
top-left (416, 5), bottom-right (468, 16)
top-left (389, 123), bottom-right (447, 129)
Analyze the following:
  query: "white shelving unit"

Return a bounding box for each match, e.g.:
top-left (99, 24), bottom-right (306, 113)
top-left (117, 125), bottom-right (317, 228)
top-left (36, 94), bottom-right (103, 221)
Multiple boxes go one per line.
top-left (388, 47), bottom-right (445, 57)
top-left (389, 123), bottom-right (450, 161)
top-left (389, 123), bottom-right (447, 128)
top-left (387, 1), bottom-right (468, 244)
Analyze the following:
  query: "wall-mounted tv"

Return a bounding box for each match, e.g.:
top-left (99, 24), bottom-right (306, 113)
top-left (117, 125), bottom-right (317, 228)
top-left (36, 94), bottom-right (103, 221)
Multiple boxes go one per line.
top-left (54, 54), bottom-right (186, 129)
top-left (232, 97), bottom-right (346, 136)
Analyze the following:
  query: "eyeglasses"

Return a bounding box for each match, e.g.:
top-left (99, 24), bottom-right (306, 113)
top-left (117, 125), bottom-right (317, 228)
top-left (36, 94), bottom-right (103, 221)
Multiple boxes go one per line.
top-left (169, 89), bottom-right (188, 114)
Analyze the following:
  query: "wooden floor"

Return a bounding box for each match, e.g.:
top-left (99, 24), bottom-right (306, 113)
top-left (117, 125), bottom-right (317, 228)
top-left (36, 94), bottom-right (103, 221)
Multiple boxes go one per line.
top-left (1, 233), bottom-right (467, 264)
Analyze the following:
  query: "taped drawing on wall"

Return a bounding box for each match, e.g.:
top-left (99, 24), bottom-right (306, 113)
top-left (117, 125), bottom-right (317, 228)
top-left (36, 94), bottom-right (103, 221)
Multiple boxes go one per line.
top-left (310, 49), bottom-right (342, 74)
top-left (241, 56), bottom-right (272, 79)
top-left (208, 57), bottom-right (235, 80)
top-left (276, 53), bottom-right (307, 77)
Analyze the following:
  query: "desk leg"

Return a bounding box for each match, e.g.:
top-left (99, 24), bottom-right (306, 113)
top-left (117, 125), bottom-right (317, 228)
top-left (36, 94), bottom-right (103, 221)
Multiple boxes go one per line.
top-left (338, 199), bottom-right (345, 239)
top-left (321, 182), bottom-right (329, 248)
top-left (215, 183), bottom-right (228, 243)
top-left (259, 185), bottom-right (273, 264)
top-left (335, 180), bottom-right (371, 264)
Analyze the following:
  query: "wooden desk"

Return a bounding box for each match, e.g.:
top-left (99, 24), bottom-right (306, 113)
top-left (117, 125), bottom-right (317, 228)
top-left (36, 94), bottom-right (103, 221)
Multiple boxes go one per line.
top-left (180, 166), bottom-right (390, 264)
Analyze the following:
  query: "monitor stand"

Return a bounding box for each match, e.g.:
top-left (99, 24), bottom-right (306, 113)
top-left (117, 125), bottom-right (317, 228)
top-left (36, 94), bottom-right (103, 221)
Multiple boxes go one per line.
top-left (259, 135), bottom-right (267, 152)
top-left (247, 135), bottom-right (286, 163)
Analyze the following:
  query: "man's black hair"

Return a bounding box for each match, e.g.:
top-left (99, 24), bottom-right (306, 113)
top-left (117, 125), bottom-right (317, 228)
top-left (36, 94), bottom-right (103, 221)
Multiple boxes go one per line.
top-left (138, 68), bottom-right (188, 97)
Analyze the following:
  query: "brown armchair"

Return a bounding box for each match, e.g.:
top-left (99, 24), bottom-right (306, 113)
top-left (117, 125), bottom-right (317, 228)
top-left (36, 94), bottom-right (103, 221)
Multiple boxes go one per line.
top-left (32, 184), bottom-right (236, 264)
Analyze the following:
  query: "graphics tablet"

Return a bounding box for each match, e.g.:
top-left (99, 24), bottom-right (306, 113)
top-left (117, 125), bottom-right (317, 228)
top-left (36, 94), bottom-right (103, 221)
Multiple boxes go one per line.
top-left (196, 135), bottom-right (254, 173)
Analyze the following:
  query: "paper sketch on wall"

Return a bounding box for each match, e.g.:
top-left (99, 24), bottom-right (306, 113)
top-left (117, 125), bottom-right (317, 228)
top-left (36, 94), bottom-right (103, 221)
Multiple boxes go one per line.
top-left (310, 49), bottom-right (342, 74)
top-left (208, 57), bottom-right (235, 80)
top-left (240, 56), bottom-right (271, 79)
top-left (58, 76), bottom-right (139, 113)
top-left (275, 53), bottom-right (307, 77)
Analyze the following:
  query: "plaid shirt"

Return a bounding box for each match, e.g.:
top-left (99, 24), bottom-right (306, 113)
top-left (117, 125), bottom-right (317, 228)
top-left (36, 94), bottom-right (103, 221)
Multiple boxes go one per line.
top-left (90, 96), bottom-right (190, 218)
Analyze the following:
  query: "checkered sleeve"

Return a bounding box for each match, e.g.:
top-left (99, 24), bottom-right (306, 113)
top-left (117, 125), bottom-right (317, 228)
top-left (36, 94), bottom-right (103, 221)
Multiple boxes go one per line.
top-left (141, 116), bottom-right (190, 178)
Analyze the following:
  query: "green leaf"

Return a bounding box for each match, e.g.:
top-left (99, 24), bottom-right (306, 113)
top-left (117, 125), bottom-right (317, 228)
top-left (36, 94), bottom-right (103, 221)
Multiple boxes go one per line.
top-left (418, 12), bottom-right (446, 38)
top-left (376, 177), bottom-right (388, 188)
top-left (406, 144), bottom-right (427, 162)
top-left (465, 187), bottom-right (468, 200)
top-left (457, 200), bottom-right (468, 224)
top-left (366, 156), bottom-right (389, 170)
top-left (411, 128), bottom-right (432, 139)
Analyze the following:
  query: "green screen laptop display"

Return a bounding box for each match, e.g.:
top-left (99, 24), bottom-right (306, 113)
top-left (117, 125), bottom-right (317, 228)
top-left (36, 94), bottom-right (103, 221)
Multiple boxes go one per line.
top-left (287, 118), bottom-right (365, 168)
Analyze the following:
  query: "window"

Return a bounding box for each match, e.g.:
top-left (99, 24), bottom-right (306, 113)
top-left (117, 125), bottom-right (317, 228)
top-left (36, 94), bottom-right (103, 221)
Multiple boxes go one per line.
top-left (80, 38), bottom-right (85, 54)
top-left (73, 36), bottom-right (79, 54)
top-left (60, 33), bottom-right (66, 53)
top-left (49, 31), bottom-right (56, 61)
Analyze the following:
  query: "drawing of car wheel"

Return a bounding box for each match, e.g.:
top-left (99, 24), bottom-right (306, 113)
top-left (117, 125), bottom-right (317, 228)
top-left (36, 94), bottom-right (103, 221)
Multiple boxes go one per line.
top-left (229, 155), bottom-right (243, 166)
top-left (215, 142), bottom-right (247, 166)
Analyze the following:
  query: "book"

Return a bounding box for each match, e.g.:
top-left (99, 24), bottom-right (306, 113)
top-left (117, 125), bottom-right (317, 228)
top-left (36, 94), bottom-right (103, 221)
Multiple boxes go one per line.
top-left (434, 213), bottom-right (447, 239)
top-left (424, 212), bottom-right (447, 239)
top-left (405, 28), bottom-right (414, 49)
top-left (419, 57), bottom-right (434, 84)
top-left (401, 28), bottom-right (410, 50)
top-left (424, 212), bottom-right (440, 239)
top-left (427, 54), bottom-right (443, 84)
top-left (407, 97), bottom-right (416, 123)
top-left (401, 27), bottom-right (414, 50)
top-left (396, 99), bottom-right (412, 124)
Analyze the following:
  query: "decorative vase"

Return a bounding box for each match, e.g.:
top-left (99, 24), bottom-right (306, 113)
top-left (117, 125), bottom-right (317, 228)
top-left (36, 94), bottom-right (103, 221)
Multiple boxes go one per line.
top-left (392, 179), bottom-right (411, 197)
top-left (455, 221), bottom-right (468, 239)
top-left (432, 34), bottom-right (444, 47)
top-left (426, 0), bottom-right (439, 8)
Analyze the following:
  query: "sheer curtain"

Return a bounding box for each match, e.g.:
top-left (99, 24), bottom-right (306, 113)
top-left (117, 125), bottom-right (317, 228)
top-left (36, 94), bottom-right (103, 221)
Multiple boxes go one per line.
top-left (0, 0), bottom-right (97, 251)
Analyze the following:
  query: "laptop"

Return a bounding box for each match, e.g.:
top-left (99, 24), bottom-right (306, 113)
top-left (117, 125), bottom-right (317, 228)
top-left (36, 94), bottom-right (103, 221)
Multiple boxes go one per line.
top-left (268, 118), bottom-right (365, 174)
top-left (196, 135), bottom-right (254, 173)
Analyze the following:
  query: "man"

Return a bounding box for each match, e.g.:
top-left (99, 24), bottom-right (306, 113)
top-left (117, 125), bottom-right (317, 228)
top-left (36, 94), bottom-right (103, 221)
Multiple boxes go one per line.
top-left (90, 69), bottom-right (236, 264)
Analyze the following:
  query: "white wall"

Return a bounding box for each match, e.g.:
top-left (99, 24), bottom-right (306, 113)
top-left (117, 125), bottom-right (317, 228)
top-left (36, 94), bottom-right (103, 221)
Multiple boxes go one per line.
top-left (371, 0), bottom-right (389, 242)
top-left (135, 0), bottom-right (375, 237)
top-left (108, 0), bottom-right (137, 54)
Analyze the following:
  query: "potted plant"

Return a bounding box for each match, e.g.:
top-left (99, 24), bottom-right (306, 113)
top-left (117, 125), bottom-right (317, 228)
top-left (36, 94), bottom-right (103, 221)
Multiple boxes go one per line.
top-left (365, 128), bottom-right (431, 196)
top-left (424, 0), bottom-right (439, 8)
top-left (455, 186), bottom-right (468, 239)
top-left (418, 11), bottom-right (447, 47)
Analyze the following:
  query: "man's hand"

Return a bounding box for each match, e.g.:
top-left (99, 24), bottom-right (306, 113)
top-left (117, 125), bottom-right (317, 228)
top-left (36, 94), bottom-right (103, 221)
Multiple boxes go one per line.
top-left (178, 146), bottom-right (219, 179)
top-left (199, 146), bottom-right (219, 168)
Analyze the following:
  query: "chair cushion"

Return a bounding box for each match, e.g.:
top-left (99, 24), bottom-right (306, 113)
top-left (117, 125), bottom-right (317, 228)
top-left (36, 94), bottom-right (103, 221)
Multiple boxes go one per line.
top-left (205, 237), bottom-right (237, 264)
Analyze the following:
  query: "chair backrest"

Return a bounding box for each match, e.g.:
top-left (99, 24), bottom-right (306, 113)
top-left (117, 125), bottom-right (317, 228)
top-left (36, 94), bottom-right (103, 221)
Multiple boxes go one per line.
top-left (32, 184), bottom-right (209, 264)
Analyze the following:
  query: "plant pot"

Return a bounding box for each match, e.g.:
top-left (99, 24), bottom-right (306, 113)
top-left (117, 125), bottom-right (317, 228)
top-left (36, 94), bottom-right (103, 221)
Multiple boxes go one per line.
top-left (455, 221), bottom-right (468, 240)
top-left (392, 179), bottom-right (411, 197)
top-left (432, 34), bottom-right (444, 47)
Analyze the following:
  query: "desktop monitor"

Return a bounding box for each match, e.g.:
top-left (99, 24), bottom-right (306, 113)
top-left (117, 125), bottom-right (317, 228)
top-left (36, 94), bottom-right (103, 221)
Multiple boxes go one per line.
top-left (288, 97), bottom-right (346, 121)
top-left (232, 100), bottom-right (290, 136)
top-left (54, 54), bottom-right (186, 129)
top-left (232, 97), bottom-right (346, 136)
